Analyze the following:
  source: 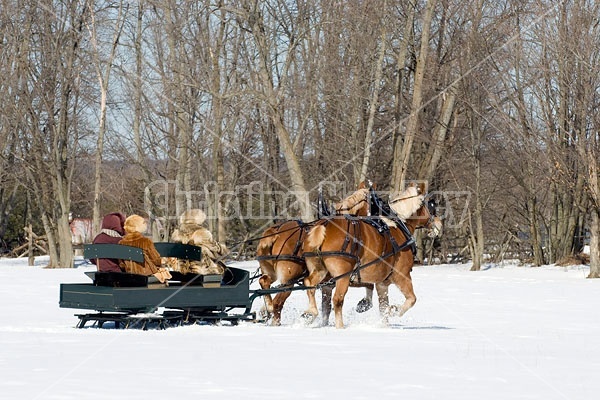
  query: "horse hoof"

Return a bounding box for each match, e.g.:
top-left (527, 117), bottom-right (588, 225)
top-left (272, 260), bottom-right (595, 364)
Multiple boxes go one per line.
top-left (383, 305), bottom-right (400, 319)
top-left (355, 298), bottom-right (373, 313)
top-left (300, 312), bottom-right (316, 324)
top-left (257, 309), bottom-right (271, 322)
top-left (388, 305), bottom-right (400, 315)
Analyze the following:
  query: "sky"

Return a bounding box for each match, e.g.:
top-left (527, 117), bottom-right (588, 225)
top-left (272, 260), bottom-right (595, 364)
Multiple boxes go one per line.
top-left (0, 255), bottom-right (598, 400)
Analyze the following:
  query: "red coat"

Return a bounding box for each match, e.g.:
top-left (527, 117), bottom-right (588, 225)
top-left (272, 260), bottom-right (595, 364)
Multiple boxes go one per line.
top-left (90, 213), bottom-right (126, 273)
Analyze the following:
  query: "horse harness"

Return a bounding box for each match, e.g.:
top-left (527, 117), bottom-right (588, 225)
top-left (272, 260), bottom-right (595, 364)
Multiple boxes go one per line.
top-left (303, 214), bottom-right (416, 287)
top-left (255, 220), bottom-right (311, 267)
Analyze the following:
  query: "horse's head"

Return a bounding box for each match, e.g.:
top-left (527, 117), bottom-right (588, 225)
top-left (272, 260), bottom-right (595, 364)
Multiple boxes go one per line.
top-left (413, 195), bottom-right (442, 237)
top-left (389, 185), bottom-right (442, 237)
top-left (389, 184), bottom-right (424, 219)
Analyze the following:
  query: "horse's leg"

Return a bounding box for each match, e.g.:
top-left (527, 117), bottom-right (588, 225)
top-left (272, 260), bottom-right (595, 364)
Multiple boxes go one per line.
top-left (302, 288), bottom-right (318, 322)
top-left (389, 268), bottom-right (417, 319)
top-left (375, 282), bottom-right (389, 313)
top-left (258, 261), bottom-right (276, 319)
top-left (269, 262), bottom-right (305, 326)
top-left (271, 290), bottom-right (292, 326)
top-left (332, 278), bottom-right (350, 329)
top-left (375, 282), bottom-right (390, 324)
top-left (321, 285), bottom-right (333, 326)
top-left (356, 283), bottom-right (374, 313)
top-left (302, 257), bottom-right (328, 322)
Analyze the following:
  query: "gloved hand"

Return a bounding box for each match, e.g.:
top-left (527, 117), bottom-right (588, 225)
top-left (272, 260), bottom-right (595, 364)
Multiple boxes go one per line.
top-left (153, 268), bottom-right (172, 283)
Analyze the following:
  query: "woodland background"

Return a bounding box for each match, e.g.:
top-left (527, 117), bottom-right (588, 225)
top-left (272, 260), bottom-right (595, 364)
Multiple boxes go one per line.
top-left (0, 0), bottom-right (599, 277)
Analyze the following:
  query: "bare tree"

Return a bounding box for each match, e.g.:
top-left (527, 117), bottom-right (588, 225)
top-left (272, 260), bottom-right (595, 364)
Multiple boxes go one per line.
top-left (239, 1), bottom-right (313, 221)
top-left (390, 0), bottom-right (437, 192)
top-left (359, 0), bottom-right (387, 184)
top-left (559, 1), bottom-right (600, 277)
top-left (87, 1), bottom-right (127, 234)
top-left (453, 0), bottom-right (495, 270)
top-left (15, 1), bottom-right (90, 268)
top-left (0, 2), bottom-right (22, 245)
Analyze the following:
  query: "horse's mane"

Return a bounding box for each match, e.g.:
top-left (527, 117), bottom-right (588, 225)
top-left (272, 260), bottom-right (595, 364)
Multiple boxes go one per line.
top-left (389, 186), bottom-right (424, 220)
top-left (334, 188), bottom-right (369, 215)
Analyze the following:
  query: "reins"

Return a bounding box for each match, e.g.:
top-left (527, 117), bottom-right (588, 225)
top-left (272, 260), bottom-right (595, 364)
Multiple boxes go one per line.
top-left (255, 221), bottom-right (309, 266)
top-left (388, 193), bottom-right (421, 205)
top-left (227, 219), bottom-right (319, 249)
top-left (335, 197), bottom-right (368, 214)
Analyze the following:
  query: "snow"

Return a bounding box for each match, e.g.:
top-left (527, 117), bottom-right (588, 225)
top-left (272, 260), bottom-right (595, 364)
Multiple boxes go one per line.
top-left (1, 256), bottom-right (599, 399)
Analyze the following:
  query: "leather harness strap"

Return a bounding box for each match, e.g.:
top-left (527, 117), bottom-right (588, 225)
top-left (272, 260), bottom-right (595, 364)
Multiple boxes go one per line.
top-left (303, 215), bottom-right (415, 287)
top-left (256, 221), bottom-right (308, 266)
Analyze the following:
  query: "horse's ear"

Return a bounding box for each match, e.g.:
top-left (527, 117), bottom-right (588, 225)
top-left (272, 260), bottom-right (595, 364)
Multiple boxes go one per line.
top-left (405, 181), bottom-right (418, 191)
top-left (358, 179), bottom-right (377, 190)
top-left (358, 180), bottom-right (376, 189)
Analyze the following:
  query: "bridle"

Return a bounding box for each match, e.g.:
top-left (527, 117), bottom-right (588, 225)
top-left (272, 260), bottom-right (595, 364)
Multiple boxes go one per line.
top-left (389, 191), bottom-right (439, 235)
top-left (388, 193), bottom-right (422, 205)
top-left (418, 195), bottom-right (440, 236)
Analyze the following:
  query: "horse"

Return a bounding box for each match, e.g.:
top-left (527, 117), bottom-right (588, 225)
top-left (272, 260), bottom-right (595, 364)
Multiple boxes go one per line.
top-left (256, 184), bottom-right (371, 325)
top-left (256, 220), bottom-right (309, 325)
top-left (354, 195), bottom-right (443, 313)
top-left (302, 184), bottom-right (442, 328)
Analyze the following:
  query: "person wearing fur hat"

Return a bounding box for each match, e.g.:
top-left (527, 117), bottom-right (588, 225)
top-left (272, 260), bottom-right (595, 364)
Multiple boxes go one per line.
top-left (90, 212), bottom-right (126, 273)
top-left (118, 215), bottom-right (172, 283)
top-left (171, 209), bottom-right (228, 275)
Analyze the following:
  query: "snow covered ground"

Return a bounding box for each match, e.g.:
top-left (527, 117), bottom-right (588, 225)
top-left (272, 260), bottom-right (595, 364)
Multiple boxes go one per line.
top-left (0, 255), bottom-right (598, 400)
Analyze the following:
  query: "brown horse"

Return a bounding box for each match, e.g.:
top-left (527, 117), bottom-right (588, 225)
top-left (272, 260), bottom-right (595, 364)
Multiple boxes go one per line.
top-left (256, 185), bottom-right (371, 325)
top-left (256, 220), bottom-right (309, 325)
top-left (302, 184), bottom-right (442, 328)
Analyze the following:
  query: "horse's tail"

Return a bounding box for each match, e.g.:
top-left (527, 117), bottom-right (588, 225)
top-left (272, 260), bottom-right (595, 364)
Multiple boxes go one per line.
top-left (305, 224), bottom-right (326, 251)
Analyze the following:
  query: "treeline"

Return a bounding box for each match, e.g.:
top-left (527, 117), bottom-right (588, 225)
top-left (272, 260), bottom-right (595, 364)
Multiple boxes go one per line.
top-left (0, 1), bottom-right (599, 277)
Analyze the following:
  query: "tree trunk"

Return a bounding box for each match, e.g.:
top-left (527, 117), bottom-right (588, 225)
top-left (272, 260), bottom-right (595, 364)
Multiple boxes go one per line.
top-left (27, 224), bottom-right (34, 267)
top-left (526, 196), bottom-right (545, 266)
top-left (272, 113), bottom-right (313, 221)
top-left (467, 209), bottom-right (483, 271)
top-left (163, 7), bottom-right (192, 220)
top-left (40, 214), bottom-right (59, 268)
top-left (391, 0), bottom-right (437, 192)
top-left (470, 182), bottom-right (485, 271)
top-left (391, 4), bottom-right (415, 182)
top-left (58, 211), bottom-right (74, 268)
top-left (583, 127), bottom-right (600, 278)
top-left (588, 208), bottom-right (600, 278)
top-left (133, 1), bottom-right (145, 165)
top-left (418, 88), bottom-right (456, 180)
top-left (211, 6), bottom-right (228, 243)
top-left (359, 2), bottom-right (387, 183)
top-left (249, 7), bottom-right (312, 221)
top-left (90, 2), bottom-right (124, 235)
